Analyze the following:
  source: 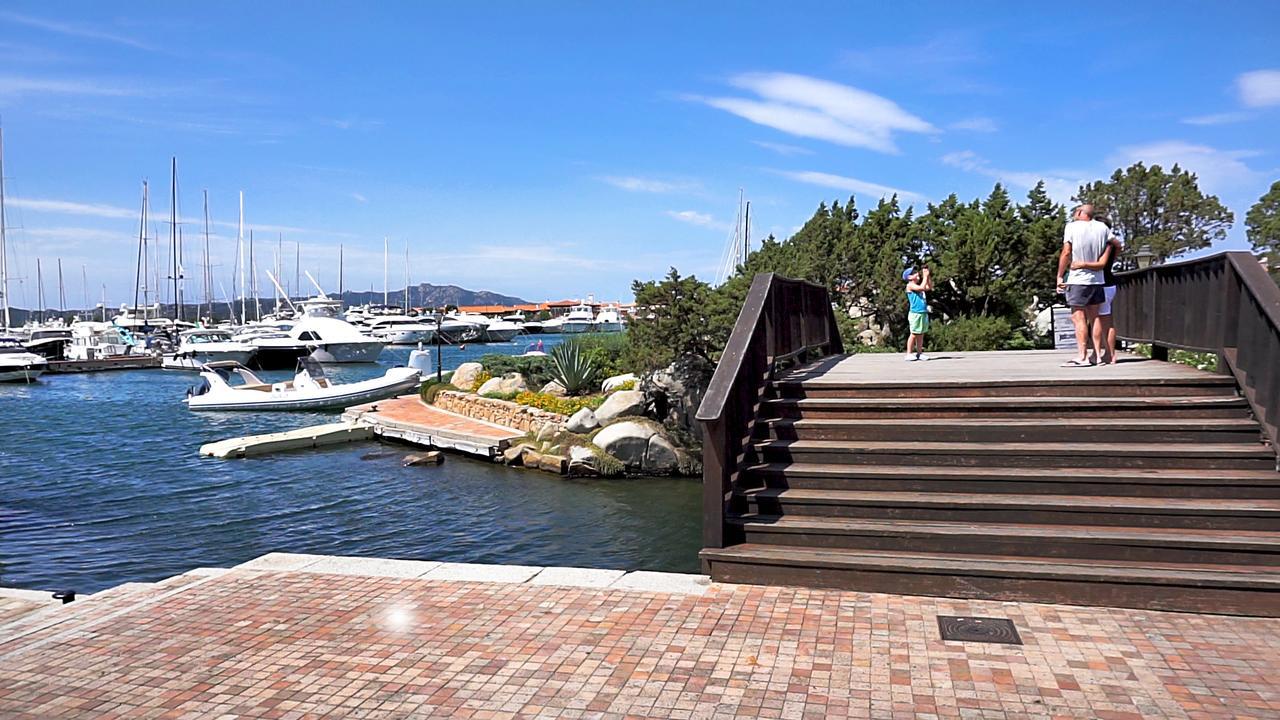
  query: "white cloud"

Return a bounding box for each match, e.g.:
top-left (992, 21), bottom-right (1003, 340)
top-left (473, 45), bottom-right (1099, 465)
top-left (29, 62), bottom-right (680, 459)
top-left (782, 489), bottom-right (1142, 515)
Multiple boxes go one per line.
top-left (1110, 140), bottom-right (1262, 194)
top-left (351, 192), bottom-right (368, 204)
top-left (1181, 111), bottom-right (1254, 126)
top-left (665, 210), bottom-right (730, 231)
top-left (941, 151), bottom-right (1084, 203)
top-left (1238, 69), bottom-right (1280, 108)
top-left (774, 170), bottom-right (924, 202)
top-left (752, 140), bottom-right (813, 156)
top-left (0, 12), bottom-right (153, 50)
top-left (950, 117), bottom-right (998, 132)
top-left (694, 72), bottom-right (937, 154)
top-left (8, 197), bottom-right (136, 219)
top-left (601, 176), bottom-right (698, 193)
top-left (0, 75), bottom-right (152, 98)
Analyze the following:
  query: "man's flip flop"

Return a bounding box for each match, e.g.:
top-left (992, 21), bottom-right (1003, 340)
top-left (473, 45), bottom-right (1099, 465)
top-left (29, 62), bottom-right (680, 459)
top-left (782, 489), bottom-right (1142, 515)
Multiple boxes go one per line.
top-left (1061, 359), bottom-right (1092, 367)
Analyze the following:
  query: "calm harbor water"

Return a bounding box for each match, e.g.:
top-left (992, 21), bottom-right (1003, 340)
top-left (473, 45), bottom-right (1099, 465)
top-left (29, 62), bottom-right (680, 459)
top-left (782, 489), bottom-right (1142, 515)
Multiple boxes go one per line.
top-left (0, 336), bottom-right (702, 594)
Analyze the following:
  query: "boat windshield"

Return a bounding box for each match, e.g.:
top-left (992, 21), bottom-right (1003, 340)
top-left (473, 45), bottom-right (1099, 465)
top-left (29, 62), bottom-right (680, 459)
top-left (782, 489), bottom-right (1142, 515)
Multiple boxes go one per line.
top-left (298, 357), bottom-right (328, 380)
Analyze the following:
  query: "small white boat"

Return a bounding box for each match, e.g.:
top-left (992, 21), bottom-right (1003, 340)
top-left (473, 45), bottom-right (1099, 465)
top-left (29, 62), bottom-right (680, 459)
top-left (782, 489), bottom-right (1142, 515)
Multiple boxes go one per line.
top-left (162, 329), bottom-right (258, 371)
top-left (185, 359), bottom-right (421, 411)
top-left (0, 337), bottom-right (48, 382)
top-left (366, 315), bottom-right (437, 345)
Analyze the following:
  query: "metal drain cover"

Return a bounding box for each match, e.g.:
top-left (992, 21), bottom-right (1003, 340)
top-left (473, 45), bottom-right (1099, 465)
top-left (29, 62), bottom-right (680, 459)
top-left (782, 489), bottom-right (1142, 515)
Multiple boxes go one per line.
top-left (937, 616), bottom-right (1022, 645)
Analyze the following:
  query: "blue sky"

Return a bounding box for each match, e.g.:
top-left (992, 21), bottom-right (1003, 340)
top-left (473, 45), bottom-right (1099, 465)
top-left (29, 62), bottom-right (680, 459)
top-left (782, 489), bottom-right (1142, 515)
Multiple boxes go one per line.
top-left (1, 2), bottom-right (1277, 309)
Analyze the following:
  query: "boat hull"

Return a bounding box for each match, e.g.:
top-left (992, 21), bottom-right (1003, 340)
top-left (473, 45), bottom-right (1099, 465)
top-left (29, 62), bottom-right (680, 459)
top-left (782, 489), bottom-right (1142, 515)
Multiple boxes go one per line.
top-left (163, 349), bottom-right (256, 371)
top-left (377, 328), bottom-right (436, 345)
top-left (249, 344), bottom-right (311, 370)
top-left (482, 327), bottom-right (523, 343)
top-left (561, 321), bottom-right (593, 334)
top-left (186, 370), bottom-right (420, 411)
top-left (0, 367), bottom-right (45, 383)
top-left (308, 341), bottom-right (384, 363)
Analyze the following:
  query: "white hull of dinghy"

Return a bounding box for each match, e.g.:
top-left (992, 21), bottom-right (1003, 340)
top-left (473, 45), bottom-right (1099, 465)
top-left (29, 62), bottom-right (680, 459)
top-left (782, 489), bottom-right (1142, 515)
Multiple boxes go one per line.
top-left (186, 367), bottom-right (421, 411)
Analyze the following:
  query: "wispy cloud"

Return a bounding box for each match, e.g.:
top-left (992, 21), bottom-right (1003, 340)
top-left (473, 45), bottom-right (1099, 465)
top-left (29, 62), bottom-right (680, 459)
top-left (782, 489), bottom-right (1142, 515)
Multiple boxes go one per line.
top-left (692, 72), bottom-right (937, 154)
top-left (774, 170), bottom-right (924, 202)
top-left (0, 12), bottom-right (154, 51)
top-left (0, 74), bottom-right (155, 98)
top-left (8, 197), bottom-right (136, 220)
top-left (664, 210), bottom-right (731, 231)
top-left (1181, 111), bottom-right (1254, 126)
top-left (1109, 141), bottom-right (1262, 194)
top-left (941, 150), bottom-right (1085, 204)
top-left (1238, 69), bottom-right (1280, 108)
top-left (317, 117), bottom-right (384, 131)
top-left (751, 140), bottom-right (813, 156)
top-left (351, 192), bottom-right (368, 204)
top-left (600, 176), bottom-right (699, 193)
top-left (840, 32), bottom-right (998, 95)
top-left (950, 116), bottom-right (998, 132)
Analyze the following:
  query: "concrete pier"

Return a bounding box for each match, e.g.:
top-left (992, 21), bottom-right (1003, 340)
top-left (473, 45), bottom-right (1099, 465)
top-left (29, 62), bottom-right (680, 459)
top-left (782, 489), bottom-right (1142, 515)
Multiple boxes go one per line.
top-left (345, 394), bottom-right (523, 460)
top-left (199, 421), bottom-right (375, 458)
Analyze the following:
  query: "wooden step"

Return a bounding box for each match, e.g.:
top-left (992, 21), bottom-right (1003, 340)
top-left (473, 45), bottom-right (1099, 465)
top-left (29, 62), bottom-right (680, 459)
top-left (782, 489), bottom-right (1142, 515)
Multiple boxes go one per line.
top-left (755, 440), bottom-right (1278, 470)
top-left (762, 395), bottom-right (1251, 420)
top-left (742, 463), bottom-right (1280, 498)
top-left (700, 544), bottom-right (1280, 616)
top-left (729, 515), bottom-right (1280, 565)
top-left (737, 488), bottom-right (1280, 530)
top-left (773, 377), bottom-right (1239, 399)
top-left (760, 417), bottom-right (1262, 444)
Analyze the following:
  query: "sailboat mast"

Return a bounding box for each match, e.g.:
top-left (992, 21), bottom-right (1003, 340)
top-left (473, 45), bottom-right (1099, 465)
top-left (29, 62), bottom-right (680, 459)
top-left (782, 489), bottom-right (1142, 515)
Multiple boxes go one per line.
top-left (274, 233), bottom-right (282, 312)
top-left (237, 191), bottom-right (246, 325)
top-left (202, 190), bottom-right (211, 322)
top-left (0, 125), bottom-right (10, 329)
top-left (744, 200), bottom-right (750, 262)
top-left (170, 157), bottom-right (182, 322)
top-left (81, 264), bottom-right (87, 316)
top-left (294, 240), bottom-right (299, 305)
top-left (36, 258), bottom-right (44, 323)
top-left (250, 229), bottom-right (260, 321)
top-left (142, 182), bottom-right (151, 324)
top-left (338, 244), bottom-right (344, 298)
top-left (57, 258), bottom-right (65, 315)
top-left (383, 236), bottom-right (388, 308)
top-left (404, 241), bottom-right (409, 313)
top-left (134, 181), bottom-right (146, 323)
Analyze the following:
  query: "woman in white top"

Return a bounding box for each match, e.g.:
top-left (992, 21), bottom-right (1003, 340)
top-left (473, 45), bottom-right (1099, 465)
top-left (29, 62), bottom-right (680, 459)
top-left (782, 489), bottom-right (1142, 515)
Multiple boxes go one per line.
top-left (1071, 215), bottom-right (1124, 364)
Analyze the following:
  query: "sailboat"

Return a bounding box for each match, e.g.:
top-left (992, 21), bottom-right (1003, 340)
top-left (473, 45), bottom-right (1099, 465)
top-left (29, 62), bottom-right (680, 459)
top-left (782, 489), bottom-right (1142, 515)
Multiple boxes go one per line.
top-left (0, 125), bottom-right (11, 333)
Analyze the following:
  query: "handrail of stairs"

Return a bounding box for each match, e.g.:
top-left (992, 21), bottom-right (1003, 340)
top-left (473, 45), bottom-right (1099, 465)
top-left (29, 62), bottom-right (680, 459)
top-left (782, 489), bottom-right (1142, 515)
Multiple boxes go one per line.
top-left (1114, 251), bottom-right (1280, 456)
top-left (695, 273), bottom-right (845, 553)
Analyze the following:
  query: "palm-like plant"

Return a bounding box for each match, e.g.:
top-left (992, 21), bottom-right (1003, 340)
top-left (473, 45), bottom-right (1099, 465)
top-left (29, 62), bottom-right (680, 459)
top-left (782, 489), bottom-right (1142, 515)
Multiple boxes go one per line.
top-left (550, 341), bottom-right (598, 396)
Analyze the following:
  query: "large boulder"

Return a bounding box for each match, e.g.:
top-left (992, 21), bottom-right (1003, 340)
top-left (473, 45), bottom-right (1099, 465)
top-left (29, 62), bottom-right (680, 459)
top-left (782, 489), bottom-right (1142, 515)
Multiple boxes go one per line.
top-left (591, 420), bottom-right (679, 474)
top-left (642, 355), bottom-right (714, 441)
top-left (602, 373), bottom-right (637, 392)
top-left (476, 372), bottom-right (527, 396)
top-left (451, 362), bottom-right (484, 390)
top-left (591, 420), bottom-right (655, 469)
top-left (566, 407), bottom-right (599, 433)
top-left (594, 389), bottom-right (645, 424)
top-left (541, 380), bottom-right (567, 397)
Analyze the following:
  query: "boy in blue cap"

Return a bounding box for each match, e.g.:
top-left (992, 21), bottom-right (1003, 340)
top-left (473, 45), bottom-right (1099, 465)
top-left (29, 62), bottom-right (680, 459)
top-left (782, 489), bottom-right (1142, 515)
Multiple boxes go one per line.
top-left (904, 266), bottom-right (932, 361)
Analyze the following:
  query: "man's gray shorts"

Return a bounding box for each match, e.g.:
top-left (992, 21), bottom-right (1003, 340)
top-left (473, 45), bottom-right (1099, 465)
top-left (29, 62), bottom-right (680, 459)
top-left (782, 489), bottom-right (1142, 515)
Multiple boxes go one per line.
top-left (1066, 284), bottom-right (1105, 308)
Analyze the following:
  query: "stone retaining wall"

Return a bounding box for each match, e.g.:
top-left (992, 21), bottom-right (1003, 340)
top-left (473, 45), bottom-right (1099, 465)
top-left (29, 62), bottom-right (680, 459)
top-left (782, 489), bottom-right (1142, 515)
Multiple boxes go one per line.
top-left (432, 390), bottom-right (566, 433)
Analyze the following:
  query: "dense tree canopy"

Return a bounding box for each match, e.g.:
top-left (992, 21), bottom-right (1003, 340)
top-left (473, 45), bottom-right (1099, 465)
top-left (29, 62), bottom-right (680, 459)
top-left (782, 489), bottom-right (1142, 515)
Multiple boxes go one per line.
top-left (1075, 162), bottom-right (1233, 263)
top-left (1246, 180), bottom-right (1280, 279)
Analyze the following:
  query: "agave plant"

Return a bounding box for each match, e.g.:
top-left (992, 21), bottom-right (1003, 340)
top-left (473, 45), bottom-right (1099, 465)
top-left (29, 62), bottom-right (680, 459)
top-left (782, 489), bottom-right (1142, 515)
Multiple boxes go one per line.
top-left (550, 341), bottom-right (598, 396)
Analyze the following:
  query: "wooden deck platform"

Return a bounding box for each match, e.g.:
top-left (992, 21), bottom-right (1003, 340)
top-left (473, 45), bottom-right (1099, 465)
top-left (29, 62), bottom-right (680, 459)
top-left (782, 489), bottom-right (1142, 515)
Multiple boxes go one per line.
top-left (344, 395), bottom-right (523, 460)
top-left (701, 348), bottom-right (1280, 616)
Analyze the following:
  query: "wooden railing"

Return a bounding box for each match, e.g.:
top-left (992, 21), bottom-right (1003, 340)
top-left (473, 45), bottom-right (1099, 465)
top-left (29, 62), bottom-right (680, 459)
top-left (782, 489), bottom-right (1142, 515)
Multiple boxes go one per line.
top-left (1114, 251), bottom-right (1280, 454)
top-left (696, 273), bottom-right (845, 553)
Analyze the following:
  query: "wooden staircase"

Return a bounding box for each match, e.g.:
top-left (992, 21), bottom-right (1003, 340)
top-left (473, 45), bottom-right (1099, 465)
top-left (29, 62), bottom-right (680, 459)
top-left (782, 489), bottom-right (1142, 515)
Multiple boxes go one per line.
top-left (700, 373), bottom-right (1280, 616)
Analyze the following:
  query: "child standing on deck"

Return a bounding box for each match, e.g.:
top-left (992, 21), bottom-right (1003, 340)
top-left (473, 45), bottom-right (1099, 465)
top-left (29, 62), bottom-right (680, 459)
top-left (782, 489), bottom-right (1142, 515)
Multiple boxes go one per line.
top-left (904, 266), bottom-right (932, 361)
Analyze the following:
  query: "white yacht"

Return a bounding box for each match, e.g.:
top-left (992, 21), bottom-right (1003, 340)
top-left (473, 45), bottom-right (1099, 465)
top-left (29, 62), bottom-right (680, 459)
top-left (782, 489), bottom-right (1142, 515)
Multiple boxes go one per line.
top-left (64, 322), bottom-right (143, 361)
top-left (481, 317), bottom-right (524, 342)
top-left (593, 306), bottom-right (625, 333)
top-left (366, 315), bottom-right (437, 345)
top-left (24, 324), bottom-right (73, 359)
top-left (539, 315), bottom-right (565, 334)
top-left (185, 359), bottom-right (420, 411)
top-left (436, 314), bottom-right (485, 343)
top-left (560, 303), bottom-right (596, 334)
top-left (162, 329), bottom-right (257, 371)
top-left (291, 316), bottom-right (385, 363)
top-left (0, 337), bottom-right (48, 382)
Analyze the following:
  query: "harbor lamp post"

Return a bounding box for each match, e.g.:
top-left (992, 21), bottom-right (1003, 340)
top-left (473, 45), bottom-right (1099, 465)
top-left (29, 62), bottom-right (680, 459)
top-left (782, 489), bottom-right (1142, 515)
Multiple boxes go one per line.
top-left (1136, 245), bottom-right (1155, 269)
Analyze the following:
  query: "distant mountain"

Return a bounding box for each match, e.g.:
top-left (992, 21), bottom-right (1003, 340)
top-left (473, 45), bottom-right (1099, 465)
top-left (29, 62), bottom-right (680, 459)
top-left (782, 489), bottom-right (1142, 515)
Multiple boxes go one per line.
top-left (339, 283), bottom-right (529, 308)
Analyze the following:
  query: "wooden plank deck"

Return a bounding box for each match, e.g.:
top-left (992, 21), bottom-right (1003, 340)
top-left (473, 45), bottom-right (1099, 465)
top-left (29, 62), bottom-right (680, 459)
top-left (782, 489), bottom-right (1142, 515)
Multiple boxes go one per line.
top-left (782, 349), bottom-right (1217, 385)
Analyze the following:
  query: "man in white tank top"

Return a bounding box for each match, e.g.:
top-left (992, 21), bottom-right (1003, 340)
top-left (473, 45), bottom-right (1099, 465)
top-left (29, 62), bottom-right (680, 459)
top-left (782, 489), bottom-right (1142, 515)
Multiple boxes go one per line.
top-left (1056, 204), bottom-right (1109, 366)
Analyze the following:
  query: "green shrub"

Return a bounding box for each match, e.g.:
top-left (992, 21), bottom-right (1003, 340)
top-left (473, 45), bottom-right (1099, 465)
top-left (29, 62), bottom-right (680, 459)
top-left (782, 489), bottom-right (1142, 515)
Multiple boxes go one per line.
top-left (571, 333), bottom-right (629, 378)
top-left (482, 390), bottom-right (520, 401)
top-left (608, 379), bottom-right (637, 392)
top-left (469, 370), bottom-right (492, 392)
top-left (420, 380), bottom-right (451, 404)
top-left (514, 390), bottom-right (605, 416)
top-left (550, 341), bottom-right (599, 396)
top-left (927, 315), bottom-right (1019, 352)
top-left (479, 353), bottom-right (553, 389)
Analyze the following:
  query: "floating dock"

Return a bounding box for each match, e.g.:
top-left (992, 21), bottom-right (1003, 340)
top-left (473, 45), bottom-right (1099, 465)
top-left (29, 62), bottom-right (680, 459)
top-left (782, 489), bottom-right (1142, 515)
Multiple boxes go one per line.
top-left (344, 395), bottom-right (523, 459)
top-left (199, 421), bottom-right (374, 459)
top-left (47, 356), bottom-right (161, 373)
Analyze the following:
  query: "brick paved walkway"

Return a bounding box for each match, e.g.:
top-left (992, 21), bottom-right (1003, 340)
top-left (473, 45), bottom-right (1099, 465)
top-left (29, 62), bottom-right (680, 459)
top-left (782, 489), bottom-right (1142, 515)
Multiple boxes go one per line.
top-left (1, 560), bottom-right (1277, 719)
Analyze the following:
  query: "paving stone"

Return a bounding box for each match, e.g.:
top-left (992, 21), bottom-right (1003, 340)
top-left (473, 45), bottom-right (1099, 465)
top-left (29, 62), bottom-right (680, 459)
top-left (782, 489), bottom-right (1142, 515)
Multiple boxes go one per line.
top-left (420, 562), bottom-right (544, 583)
top-left (609, 571), bottom-right (711, 595)
top-left (302, 556), bottom-right (442, 578)
top-left (528, 567), bottom-right (627, 588)
top-left (233, 552), bottom-right (329, 571)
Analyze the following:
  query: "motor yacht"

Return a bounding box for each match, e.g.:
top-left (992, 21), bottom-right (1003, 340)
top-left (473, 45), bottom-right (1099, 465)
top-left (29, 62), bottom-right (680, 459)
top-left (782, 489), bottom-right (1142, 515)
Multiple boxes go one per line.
top-left (290, 316), bottom-right (385, 363)
top-left (435, 314), bottom-right (484, 343)
top-left (366, 315), bottom-right (437, 345)
top-left (481, 317), bottom-right (524, 342)
top-left (560, 303), bottom-right (596, 334)
top-left (592, 306), bottom-right (625, 333)
top-left (24, 325), bottom-right (73, 359)
top-left (64, 322), bottom-right (144, 361)
top-left (162, 329), bottom-right (258, 371)
top-left (0, 337), bottom-right (48, 382)
top-left (185, 359), bottom-right (420, 411)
